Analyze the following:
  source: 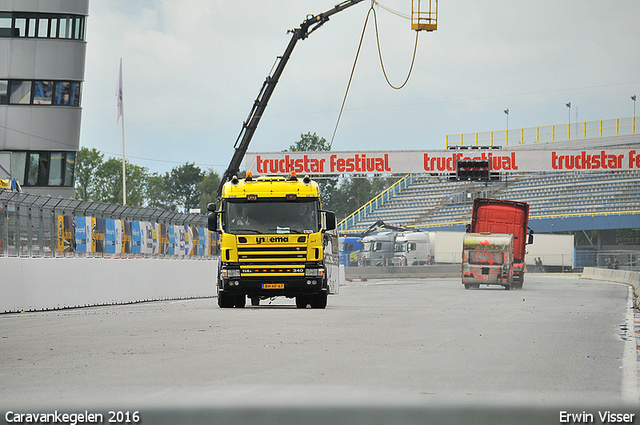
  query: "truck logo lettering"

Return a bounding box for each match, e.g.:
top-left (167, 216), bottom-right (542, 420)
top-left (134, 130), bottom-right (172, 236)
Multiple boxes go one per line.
top-left (256, 236), bottom-right (289, 244)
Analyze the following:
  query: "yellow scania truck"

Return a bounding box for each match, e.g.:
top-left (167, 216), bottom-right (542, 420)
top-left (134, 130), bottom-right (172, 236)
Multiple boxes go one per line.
top-left (208, 172), bottom-right (339, 308)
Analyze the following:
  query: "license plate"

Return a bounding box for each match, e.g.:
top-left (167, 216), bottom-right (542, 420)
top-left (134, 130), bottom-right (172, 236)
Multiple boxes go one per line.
top-left (262, 283), bottom-right (284, 289)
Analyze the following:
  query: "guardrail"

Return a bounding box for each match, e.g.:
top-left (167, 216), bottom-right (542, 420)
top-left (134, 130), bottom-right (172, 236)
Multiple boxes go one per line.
top-left (0, 190), bottom-right (216, 259)
top-left (446, 115), bottom-right (638, 148)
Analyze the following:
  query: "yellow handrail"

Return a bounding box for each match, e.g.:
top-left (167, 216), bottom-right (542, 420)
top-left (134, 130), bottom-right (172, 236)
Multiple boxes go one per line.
top-left (445, 116), bottom-right (639, 149)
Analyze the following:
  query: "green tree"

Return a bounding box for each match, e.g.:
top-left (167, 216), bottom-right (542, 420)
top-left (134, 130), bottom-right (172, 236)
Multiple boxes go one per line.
top-left (75, 147), bottom-right (103, 200)
top-left (287, 132), bottom-right (331, 152)
top-left (165, 162), bottom-right (204, 213)
top-left (145, 172), bottom-right (174, 210)
top-left (94, 158), bottom-right (148, 206)
top-left (198, 168), bottom-right (221, 213)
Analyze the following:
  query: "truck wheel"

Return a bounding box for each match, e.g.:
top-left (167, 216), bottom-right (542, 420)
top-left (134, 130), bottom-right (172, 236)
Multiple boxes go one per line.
top-left (310, 293), bottom-right (327, 309)
top-left (296, 296), bottom-right (309, 308)
top-left (464, 284), bottom-right (470, 289)
top-left (218, 292), bottom-right (234, 308)
top-left (504, 284), bottom-right (511, 290)
top-left (251, 297), bottom-right (260, 306)
top-left (234, 295), bottom-right (246, 308)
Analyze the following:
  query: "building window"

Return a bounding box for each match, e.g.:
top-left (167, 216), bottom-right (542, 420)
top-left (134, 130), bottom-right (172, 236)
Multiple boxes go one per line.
top-left (0, 12), bottom-right (86, 40)
top-left (0, 79), bottom-right (81, 107)
top-left (0, 12), bottom-right (11, 37)
top-left (34, 81), bottom-right (54, 105)
top-left (9, 80), bottom-right (32, 104)
top-left (10, 151), bottom-right (76, 188)
top-left (0, 80), bottom-right (8, 103)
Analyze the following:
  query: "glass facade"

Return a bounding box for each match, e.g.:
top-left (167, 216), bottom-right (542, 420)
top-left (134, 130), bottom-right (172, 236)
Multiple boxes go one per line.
top-left (0, 12), bottom-right (85, 40)
top-left (1, 80), bottom-right (81, 107)
top-left (10, 151), bottom-right (76, 188)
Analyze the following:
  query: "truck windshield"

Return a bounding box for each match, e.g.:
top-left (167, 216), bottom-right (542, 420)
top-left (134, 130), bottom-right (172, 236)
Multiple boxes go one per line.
top-left (394, 243), bottom-right (406, 253)
top-left (225, 200), bottom-right (319, 234)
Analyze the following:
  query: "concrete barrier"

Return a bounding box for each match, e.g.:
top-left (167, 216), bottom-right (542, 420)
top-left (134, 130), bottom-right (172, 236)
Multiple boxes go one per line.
top-left (0, 257), bottom-right (218, 313)
top-left (344, 264), bottom-right (460, 280)
top-left (581, 267), bottom-right (640, 308)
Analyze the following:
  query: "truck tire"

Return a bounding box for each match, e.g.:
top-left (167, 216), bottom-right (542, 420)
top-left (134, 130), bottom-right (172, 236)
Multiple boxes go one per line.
top-left (234, 295), bottom-right (246, 308)
top-left (310, 292), bottom-right (327, 309)
top-left (296, 296), bottom-right (309, 308)
top-left (251, 297), bottom-right (260, 306)
top-left (218, 292), bottom-right (234, 308)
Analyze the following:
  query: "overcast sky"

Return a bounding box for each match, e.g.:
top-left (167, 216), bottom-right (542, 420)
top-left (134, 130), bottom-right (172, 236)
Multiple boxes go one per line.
top-left (80, 0), bottom-right (640, 176)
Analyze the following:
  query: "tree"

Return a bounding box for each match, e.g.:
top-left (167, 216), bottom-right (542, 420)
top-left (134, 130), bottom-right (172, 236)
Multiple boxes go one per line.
top-left (75, 147), bottom-right (103, 200)
top-left (93, 158), bottom-right (148, 206)
top-left (287, 132), bottom-right (331, 152)
top-left (198, 169), bottom-right (221, 213)
top-left (165, 162), bottom-right (204, 213)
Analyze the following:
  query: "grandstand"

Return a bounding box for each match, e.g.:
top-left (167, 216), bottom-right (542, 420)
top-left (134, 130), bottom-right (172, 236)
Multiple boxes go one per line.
top-left (338, 131), bottom-right (640, 241)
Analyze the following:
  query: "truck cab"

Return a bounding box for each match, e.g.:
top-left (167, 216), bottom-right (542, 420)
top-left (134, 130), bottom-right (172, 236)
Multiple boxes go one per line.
top-left (339, 236), bottom-right (362, 267)
top-left (358, 231), bottom-right (395, 266)
top-left (393, 231), bottom-right (431, 266)
top-left (208, 173), bottom-right (338, 308)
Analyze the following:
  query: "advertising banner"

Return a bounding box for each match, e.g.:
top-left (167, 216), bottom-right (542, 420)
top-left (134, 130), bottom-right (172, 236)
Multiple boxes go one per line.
top-left (75, 216), bottom-right (91, 253)
top-left (57, 215), bottom-right (75, 253)
top-left (168, 225), bottom-right (175, 255)
top-left (159, 223), bottom-right (168, 254)
top-left (122, 220), bottom-right (132, 254)
top-left (92, 217), bottom-right (105, 253)
top-left (114, 220), bottom-right (122, 254)
top-left (105, 219), bottom-right (116, 254)
top-left (245, 148), bottom-right (640, 175)
top-left (199, 228), bottom-right (206, 256)
top-left (131, 221), bottom-right (141, 254)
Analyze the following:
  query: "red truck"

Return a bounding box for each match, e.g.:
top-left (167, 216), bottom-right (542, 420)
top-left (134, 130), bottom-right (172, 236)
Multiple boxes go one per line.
top-left (462, 198), bottom-right (533, 289)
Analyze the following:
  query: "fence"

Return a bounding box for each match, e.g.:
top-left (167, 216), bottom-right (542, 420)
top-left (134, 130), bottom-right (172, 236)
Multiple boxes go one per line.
top-left (446, 115), bottom-right (638, 148)
top-left (0, 190), bottom-right (217, 259)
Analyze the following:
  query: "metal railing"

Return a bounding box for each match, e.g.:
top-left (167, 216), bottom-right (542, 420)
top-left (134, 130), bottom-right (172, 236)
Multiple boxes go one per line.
top-left (0, 190), bottom-right (215, 258)
top-left (446, 116), bottom-right (638, 148)
top-left (338, 173), bottom-right (417, 232)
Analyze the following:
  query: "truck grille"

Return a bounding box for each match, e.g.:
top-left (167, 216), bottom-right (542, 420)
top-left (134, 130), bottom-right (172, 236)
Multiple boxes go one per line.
top-left (237, 245), bottom-right (308, 277)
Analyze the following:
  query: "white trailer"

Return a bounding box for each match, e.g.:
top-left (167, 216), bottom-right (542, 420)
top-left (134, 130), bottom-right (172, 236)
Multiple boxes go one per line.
top-left (428, 231), bottom-right (466, 264)
top-left (525, 234), bottom-right (574, 271)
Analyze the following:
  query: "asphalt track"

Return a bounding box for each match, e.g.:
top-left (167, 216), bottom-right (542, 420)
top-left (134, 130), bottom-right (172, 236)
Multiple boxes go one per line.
top-left (1, 275), bottom-right (639, 424)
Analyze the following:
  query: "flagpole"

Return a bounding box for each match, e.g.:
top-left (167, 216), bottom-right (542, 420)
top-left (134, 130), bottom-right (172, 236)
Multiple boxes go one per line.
top-left (117, 58), bottom-right (127, 205)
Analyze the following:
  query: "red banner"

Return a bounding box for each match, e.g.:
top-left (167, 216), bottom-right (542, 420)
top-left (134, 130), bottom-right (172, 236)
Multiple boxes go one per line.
top-left (245, 148), bottom-right (640, 175)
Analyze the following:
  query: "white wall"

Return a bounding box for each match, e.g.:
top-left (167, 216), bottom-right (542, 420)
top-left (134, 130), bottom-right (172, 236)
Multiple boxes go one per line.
top-left (1, 257), bottom-right (218, 313)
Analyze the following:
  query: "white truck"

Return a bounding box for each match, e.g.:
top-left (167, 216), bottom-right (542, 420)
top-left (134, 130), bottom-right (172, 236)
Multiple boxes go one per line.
top-left (393, 231), bottom-right (431, 265)
top-left (358, 231), bottom-right (396, 266)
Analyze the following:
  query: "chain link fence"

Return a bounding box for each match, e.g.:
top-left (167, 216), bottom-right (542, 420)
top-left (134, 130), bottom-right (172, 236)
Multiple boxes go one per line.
top-left (0, 190), bottom-right (216, 259)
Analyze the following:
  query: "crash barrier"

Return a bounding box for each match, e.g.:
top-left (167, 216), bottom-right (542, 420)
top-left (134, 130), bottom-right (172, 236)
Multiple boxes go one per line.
top-left (344, 264), bottom-right (460, 280)
top-left (0, 257), bottom-right (218, 313)
top-left (581, 267), bottom-right (640, 308)
top-left (0, 191), bottom-right (217, 258)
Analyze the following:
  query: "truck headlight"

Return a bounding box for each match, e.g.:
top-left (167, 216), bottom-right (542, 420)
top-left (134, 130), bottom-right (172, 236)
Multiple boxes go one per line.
top-left (305, 268), bottom-right (324, 277)
top-left (222, 269), bottom-right (241, 278)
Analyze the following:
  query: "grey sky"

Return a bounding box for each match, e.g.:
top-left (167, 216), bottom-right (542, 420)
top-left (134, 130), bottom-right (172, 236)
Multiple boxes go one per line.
top-left (80, 0), bottom-right (640, 175)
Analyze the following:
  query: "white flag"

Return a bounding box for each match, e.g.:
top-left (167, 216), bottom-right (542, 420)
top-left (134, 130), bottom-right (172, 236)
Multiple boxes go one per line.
top-left (116, 59), bottom-right (123, 123)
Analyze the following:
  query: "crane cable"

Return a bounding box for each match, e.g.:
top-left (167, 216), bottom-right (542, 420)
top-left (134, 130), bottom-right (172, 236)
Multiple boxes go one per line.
top-left (329, 1), bottom-right (419, 148)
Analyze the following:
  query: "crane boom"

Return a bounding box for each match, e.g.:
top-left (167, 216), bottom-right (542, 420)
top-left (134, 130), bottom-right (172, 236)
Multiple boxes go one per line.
top-left (217, 0), bottom-right (367, 197)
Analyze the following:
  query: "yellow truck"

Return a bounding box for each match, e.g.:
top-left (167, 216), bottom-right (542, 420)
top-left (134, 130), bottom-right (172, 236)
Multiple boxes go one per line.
top-left (208, 172), bottom-right (338, 308)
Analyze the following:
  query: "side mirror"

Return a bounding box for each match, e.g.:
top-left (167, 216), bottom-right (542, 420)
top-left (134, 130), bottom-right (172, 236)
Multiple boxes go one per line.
top-left (324, 211), bottom-right (337, 231)
top-left (208, 212), bottom-right (218, 232)
top-left (207, 202), bottom-right (217, 212)
top-left (527, 228), bottom-right (534, 245)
